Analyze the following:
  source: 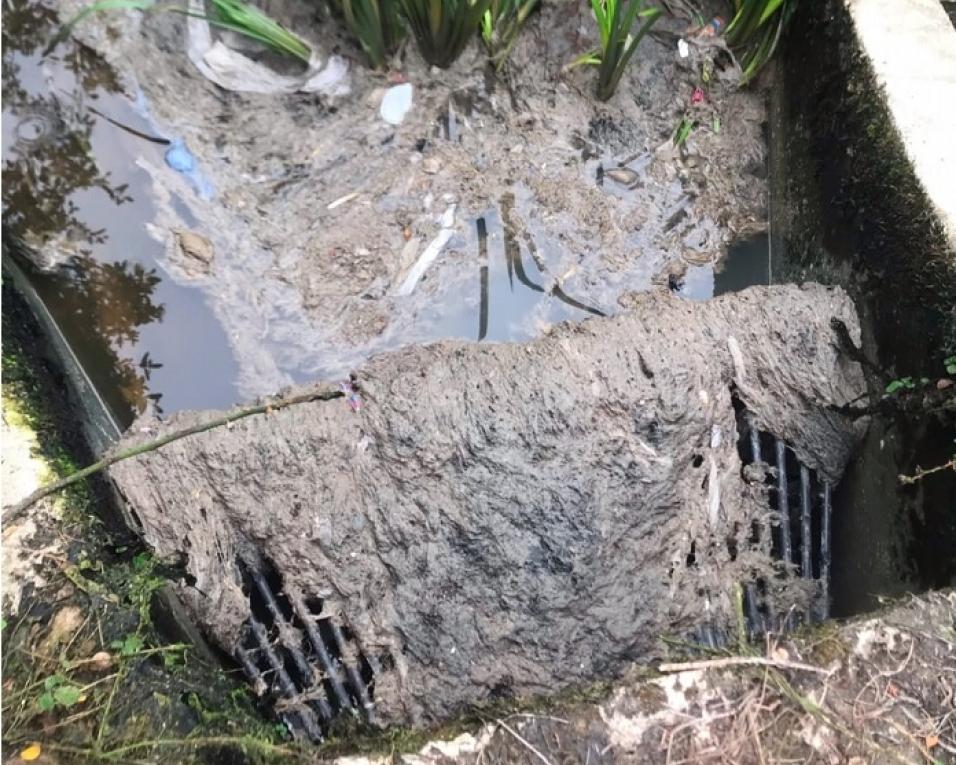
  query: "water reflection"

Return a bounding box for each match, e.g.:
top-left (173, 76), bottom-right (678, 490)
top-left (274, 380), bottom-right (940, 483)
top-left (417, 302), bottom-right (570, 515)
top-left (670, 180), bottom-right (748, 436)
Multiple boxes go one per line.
top-left (472, 193), bottom-right (605, 342)
top-left (2, 0), bottom-right (240, 428)
top-left (1, 0), bottom-right (164, 421)
top-left (678, 233), bottom-right (771, 301)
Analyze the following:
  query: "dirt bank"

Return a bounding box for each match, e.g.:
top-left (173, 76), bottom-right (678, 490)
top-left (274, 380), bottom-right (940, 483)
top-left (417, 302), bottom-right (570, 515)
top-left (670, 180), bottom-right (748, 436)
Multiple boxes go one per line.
top-left (53, 0), bottom-right (768, 401)
top-left (328, 590), bottom-right (956, 765)
top-left (109, 284), bottom-right (866, 727)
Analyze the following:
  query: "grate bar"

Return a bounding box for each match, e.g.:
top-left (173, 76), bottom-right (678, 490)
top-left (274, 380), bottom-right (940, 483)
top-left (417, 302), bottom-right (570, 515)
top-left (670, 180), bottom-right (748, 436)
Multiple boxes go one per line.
top-left (749, 422), bottom-right (762, 464)
top-left (800, 466), bottom-right (812, 579)
top-left (287, 591), bottom-right (355, 713)
top-left (248, 618), bottom-right (325, 741)
top-left (775, 439), bottom-right (793, 564)
top-left (235, 644), bottom-right (262, 681)
top-left (329, 620), bottom-right (375, 719)
top-left (744, 583), bottom-right (764, 637)
top-left (820, 482), bottom-right (832, 620)
top-left (248, 571), bottom-right (335, 720)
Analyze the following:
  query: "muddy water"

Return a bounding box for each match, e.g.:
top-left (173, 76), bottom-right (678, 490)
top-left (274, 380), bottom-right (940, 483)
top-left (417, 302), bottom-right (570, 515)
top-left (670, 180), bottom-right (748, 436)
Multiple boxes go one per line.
top-left (0, 10), bottom-right (605, 426)
top-left (2, 0), bottom-right (239, 428)
top-left (3, 0), bottom-right (772, 444)
top-left (679, 233), bottom-right (770, 301)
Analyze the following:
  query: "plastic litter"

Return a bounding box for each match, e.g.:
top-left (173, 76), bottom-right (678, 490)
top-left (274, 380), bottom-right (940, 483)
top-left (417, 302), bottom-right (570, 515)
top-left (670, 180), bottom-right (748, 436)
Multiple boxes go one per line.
top-left (380, 83), bottom-right (414, 125)
top-left (677, 38), bottom-right (689, 58)
top-left (692, 16), bottom-right (724, 39)
top-left (186, 0), bottom-right (349, 96)
top-left (164, 139), bottom-right (215, 199)
top-left (339, 381), bottom-right (363, 412)
top-left (692, 86), bottom-right (706, 105)
top-left (165, 139), bottom-right (196, 173)
top-left (395, 205), bottom-right (456, 296)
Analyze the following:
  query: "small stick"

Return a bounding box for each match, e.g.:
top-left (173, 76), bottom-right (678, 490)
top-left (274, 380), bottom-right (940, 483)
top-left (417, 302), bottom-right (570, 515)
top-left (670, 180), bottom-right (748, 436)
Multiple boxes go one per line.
top-left (3, 386), bottom-right (343, 524)
top-left (495, 718), bottom-right (554, 765)
top-left (899, 457), bottom-right (956, 485)
top-left (658, 656), bottom-right (832, 676)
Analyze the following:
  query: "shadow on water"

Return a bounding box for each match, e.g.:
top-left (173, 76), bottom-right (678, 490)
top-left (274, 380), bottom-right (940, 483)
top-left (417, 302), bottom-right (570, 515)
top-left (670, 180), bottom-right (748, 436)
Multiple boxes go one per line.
top-left (678, 233), bottom-right (771, 301)
top-left (471, 193), bottom-right (605, 343)
top-left (1, 0), bottom-right (240, 431)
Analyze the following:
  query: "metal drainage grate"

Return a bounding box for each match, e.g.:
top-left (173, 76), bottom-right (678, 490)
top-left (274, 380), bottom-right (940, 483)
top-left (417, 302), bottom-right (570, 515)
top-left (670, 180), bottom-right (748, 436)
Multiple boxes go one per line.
top-left (742, 414), bottom-right (833, 633)
top-left (690, 414), bottom-right (836, 647)
top-left (233, 558), bottom-right (380, 742)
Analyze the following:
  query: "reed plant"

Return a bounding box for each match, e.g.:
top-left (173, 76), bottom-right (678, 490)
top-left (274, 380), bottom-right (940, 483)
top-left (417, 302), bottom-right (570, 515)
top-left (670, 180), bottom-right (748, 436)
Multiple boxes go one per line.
top-left (397, 0), bottom-right (492, 68)
top-left (480, 0), bottom-right (538, 69)
top-left (724, 0), bottom-right (794, 84)
top-left (331, 0), bottom-right (404, 68)
top-left (571, 0), bottom-right (662, 101)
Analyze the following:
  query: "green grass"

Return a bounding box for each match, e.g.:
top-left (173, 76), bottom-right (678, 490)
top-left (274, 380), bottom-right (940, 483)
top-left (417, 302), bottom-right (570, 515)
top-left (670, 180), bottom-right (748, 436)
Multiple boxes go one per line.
top-left (480, 0), bottom-right (537, 69)
top-left (53, 0), bottom-right (312, 63)
top-left (397, 0), bottom-right (492, 68)
top-left (724, 0), bottom-right (794, 84)
top-left (570, 0), bottom-right (662, 101)
top-left (331, 0), bottom-right (404, 69)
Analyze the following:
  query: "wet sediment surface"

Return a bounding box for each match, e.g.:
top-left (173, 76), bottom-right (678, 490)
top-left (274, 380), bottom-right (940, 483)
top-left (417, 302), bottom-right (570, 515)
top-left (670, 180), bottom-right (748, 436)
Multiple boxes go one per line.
top-left (109, 284), bottom-right (867, 727)
top-left (4, 0), bottom-right (770, 431)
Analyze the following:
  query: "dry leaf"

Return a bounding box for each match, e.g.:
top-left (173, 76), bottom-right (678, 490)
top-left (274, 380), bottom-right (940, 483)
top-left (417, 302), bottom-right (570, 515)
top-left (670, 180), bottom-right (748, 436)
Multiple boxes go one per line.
top-left (926, 733), bottom-right (939, 749)
top-left (20, 742), bottom-right (42, 761)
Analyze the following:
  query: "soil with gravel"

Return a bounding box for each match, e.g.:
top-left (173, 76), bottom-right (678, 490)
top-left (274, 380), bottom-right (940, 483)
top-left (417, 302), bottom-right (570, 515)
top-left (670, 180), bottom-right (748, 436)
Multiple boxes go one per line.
top-left (338, 590), bottom-right (956, 765)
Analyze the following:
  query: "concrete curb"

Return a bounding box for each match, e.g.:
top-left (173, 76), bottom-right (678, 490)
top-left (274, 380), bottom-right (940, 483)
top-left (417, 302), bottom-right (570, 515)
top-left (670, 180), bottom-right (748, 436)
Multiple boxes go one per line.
top-left (848, 0), bottom-right (956, 252)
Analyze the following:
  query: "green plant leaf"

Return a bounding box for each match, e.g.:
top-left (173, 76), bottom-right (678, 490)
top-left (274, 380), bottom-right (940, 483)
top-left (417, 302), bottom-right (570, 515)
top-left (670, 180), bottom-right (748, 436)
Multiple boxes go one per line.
top-left (398, 0), bottom-right (492, 68)
top-left (53, 685), bottom-right (83, 707)
top-left (584, 0), bottom-right (661, 101)
top-left (54, 0), bottom-right (312, 63)
top-left (674, 116), bottom-right (694, 146)
top-left (112, 633), bottom-right (145, 656)
top-left (885, 377), bottom-right (915, 394)
top-left (38, 692), bottom-right (56, 712)
top-left (725, 0), bottom-right (793, 85)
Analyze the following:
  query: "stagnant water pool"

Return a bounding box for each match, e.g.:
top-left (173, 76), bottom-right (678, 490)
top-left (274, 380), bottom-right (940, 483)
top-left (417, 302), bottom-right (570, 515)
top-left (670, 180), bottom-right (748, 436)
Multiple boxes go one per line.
top-left (2, 0), bottom-right (771, 434)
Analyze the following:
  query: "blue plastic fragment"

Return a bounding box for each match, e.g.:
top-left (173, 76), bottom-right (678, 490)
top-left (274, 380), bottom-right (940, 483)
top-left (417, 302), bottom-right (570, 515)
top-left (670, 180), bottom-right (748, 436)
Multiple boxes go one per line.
top-left (165, 139), bottom-right (196, 173)
top-left (163, 137), bottom-right (214, 199)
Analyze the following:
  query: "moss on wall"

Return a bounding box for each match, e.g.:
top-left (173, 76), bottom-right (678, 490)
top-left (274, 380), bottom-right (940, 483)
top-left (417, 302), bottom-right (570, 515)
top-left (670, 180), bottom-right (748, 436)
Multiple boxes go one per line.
top-left (772, 0), bottom-right (956, 373)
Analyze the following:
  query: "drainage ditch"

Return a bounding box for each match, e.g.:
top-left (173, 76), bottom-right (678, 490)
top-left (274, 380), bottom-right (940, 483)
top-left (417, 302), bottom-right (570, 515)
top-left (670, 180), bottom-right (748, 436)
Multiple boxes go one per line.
top-left (3, 0), bottom-right (954, 751)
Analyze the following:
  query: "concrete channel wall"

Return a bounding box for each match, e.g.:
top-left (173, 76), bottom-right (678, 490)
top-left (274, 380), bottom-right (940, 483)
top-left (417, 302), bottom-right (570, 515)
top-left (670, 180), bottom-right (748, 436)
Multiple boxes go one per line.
top-left (772, 0), bottom-right (956, 373)
top-left (849, 0), bottom-right (956, 251)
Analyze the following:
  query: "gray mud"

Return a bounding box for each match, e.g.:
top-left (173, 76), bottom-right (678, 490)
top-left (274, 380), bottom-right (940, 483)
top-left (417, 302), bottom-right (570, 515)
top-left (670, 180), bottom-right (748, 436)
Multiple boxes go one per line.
top-left (56, 0), bottom-right (769, 401)
top-left (109, 284), bottom-right (866, 726)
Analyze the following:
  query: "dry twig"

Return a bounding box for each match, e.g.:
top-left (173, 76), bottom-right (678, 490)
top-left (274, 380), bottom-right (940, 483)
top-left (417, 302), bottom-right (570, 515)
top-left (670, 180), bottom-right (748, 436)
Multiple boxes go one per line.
top-left (658, 656), bottom-right (832, 676)
top-left (494, 718), bottom-right (554, 765)
top-left (3, 386), bottom-right (343, 523)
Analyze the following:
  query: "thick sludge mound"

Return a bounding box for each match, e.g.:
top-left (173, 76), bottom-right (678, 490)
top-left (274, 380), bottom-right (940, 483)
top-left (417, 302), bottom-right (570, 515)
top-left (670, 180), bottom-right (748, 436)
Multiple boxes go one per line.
top-left (109, 284), bottom-right (867, 733)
